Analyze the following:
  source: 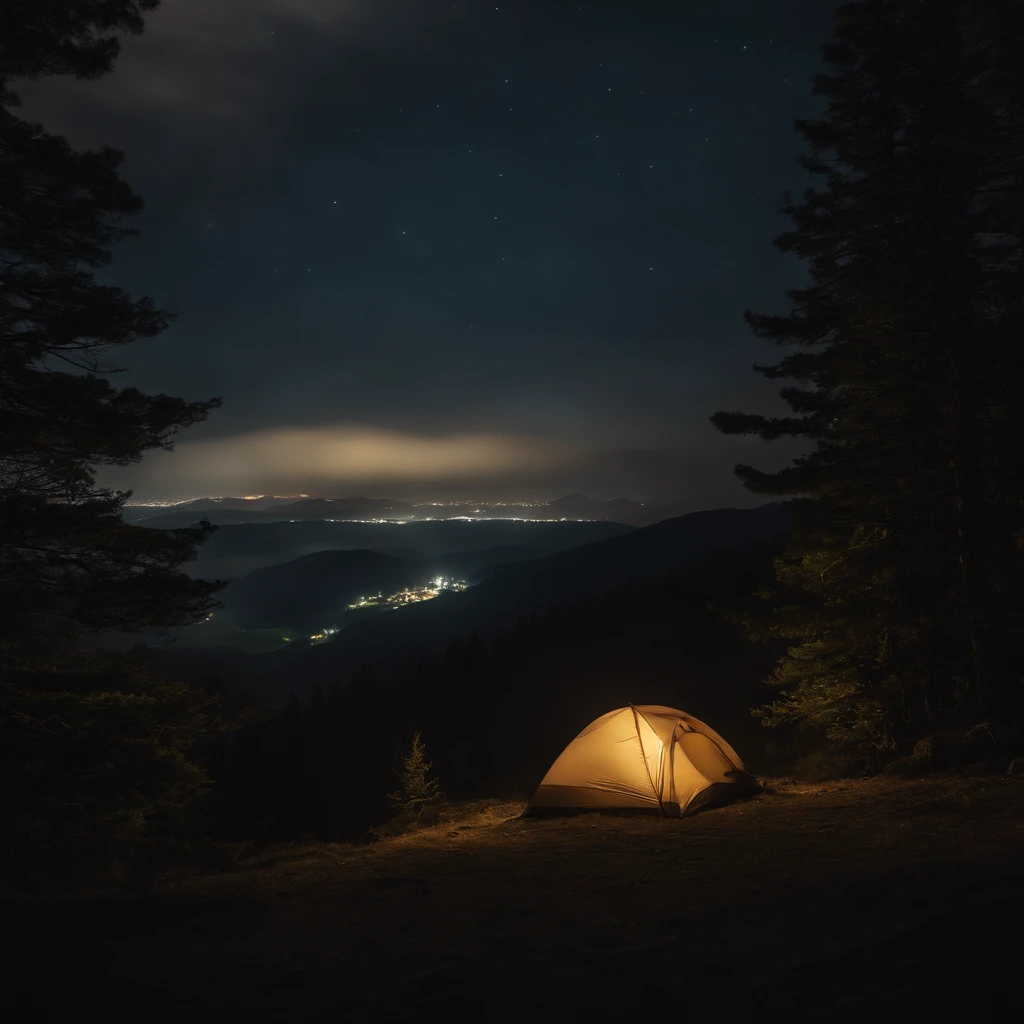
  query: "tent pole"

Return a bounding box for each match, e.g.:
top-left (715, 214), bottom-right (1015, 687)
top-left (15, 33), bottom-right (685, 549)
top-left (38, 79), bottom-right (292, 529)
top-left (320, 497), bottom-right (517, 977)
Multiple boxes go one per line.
top-left (631, 706), bottom-right (666, 816)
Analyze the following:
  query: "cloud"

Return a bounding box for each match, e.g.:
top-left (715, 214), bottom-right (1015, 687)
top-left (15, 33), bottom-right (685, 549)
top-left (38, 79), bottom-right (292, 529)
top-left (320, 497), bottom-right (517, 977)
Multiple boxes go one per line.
top-left (100, 425), bottom-right (579, 500)
top-left (98, 421), bottom-right (803, 506)
top-left (19, 0), bottom-right (449, 129)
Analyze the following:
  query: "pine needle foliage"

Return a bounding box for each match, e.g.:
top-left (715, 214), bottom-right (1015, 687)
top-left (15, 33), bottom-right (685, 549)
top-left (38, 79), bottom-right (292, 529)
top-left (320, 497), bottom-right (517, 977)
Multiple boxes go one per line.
top-left (0, 2), bottom-right (232, 873)
top-left (712, 1), bottom-right (1024, 754)
top-left (388, 732), bottom-right (444, 810)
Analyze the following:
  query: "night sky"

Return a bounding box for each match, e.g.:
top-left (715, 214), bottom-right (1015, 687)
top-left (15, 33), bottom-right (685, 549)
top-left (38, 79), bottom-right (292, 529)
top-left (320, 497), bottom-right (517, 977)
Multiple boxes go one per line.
top-left (22, 0), bottom-right (837, 506)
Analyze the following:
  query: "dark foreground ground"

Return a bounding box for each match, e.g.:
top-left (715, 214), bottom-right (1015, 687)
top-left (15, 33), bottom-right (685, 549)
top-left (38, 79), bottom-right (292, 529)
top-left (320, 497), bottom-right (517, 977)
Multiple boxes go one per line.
top-left (8, 774), bottom-right (1024, 1022)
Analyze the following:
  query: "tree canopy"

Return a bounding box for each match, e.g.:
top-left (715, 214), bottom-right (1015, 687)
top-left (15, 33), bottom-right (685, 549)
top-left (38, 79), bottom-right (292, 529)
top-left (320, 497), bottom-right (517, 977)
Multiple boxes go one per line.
top-left (713, 1), bottom-right (1024, 755)
top-left (0, 0), bottom-right (230, 872)
top-left (0, 0), bottom-right (159, 100)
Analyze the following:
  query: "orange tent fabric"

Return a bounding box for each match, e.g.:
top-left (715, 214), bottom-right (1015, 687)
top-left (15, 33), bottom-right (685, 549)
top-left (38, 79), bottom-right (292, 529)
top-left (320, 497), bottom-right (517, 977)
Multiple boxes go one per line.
top-left (525, 705), bottom-right (758, 817)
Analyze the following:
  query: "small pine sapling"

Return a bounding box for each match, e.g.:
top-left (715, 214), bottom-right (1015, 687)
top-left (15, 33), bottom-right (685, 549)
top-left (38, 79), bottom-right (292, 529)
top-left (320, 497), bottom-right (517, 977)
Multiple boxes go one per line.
top-left (389, 731), bottom-right (444, 810)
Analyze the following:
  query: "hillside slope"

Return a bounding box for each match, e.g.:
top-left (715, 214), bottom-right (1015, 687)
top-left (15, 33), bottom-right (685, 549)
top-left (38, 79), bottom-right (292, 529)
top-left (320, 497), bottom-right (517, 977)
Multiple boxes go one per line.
top-left (217, 544), bottom-right (554, 631)
top-left (221, 549), bottom-right (419, 629)
top-left (182, 518), bottom-right (635, 580)
top-left (8, 774), bottom-right (1022, 1021)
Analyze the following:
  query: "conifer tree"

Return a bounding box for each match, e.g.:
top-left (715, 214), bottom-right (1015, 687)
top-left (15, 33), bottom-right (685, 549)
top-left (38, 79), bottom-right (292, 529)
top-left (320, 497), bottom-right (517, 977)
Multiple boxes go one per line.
top-left (0, 1), bottom-right (160, 97)
top-left (388, 732), bottom-right (443, 809)
top-left (1, 1), bottom-right (221, 647)
top-left (712, 1), bottom-right (1024, 754)
top-left (0, 1), bottom-right (228, 869)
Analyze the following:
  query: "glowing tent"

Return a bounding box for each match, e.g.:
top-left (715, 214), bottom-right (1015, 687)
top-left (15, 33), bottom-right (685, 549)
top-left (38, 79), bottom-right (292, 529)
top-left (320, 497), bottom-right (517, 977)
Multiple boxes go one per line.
top-left (525, 705), bottom-right (758, 817)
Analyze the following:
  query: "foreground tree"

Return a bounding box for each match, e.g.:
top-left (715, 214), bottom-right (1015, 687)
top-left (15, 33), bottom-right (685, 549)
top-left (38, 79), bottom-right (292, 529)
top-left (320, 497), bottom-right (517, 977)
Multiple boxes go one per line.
top-left (0, 1), bottom-right (228, 870)
top-left (388, 732), bottom-right (444, 810)
top-left (0, 1), bottom-right (161, 96)
top-left (712, 1), bottom-right (1024, 757)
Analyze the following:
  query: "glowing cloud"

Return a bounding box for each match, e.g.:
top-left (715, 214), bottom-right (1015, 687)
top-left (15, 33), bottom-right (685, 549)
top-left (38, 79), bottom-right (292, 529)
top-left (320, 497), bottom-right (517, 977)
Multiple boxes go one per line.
top-left (102, 426), bottom-right (578, 501)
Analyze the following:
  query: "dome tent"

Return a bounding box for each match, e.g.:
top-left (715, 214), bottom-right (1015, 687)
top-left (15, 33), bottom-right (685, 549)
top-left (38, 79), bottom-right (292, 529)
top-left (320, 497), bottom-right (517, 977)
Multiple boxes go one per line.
top-left (525, 705), bottom-right (758, 817)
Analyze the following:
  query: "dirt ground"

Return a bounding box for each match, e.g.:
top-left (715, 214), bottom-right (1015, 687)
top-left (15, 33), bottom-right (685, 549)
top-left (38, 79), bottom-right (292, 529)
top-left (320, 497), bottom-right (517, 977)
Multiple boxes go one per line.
top-left (8, 774), bottom-right (1024, 1022)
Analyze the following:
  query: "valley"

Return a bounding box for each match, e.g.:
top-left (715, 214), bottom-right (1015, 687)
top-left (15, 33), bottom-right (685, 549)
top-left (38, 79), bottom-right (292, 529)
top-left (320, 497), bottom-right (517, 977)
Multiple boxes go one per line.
top-left (135, 503), bottom-right (789, 720)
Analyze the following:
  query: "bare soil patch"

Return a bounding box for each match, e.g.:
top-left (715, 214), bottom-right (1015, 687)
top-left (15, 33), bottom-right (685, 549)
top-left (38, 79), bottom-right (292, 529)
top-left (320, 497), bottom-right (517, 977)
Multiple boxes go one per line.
top-left (8, 775), bottom-right (1023, 1021)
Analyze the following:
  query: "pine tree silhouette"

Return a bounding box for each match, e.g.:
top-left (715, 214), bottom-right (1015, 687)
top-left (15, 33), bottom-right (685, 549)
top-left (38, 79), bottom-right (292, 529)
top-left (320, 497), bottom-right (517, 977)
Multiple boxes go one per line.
top-left (712, 1), bottom-right (1024, 751)
top-left (0, 2), bottom-right (228, 871)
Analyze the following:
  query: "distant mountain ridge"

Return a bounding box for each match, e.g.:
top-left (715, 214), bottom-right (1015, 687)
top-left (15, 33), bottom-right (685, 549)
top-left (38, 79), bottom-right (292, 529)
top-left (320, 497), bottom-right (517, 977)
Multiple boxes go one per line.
top-left (122, 496), bottom-right (412, 526)
top-left (125, 492), bottom-right (707, 528)
top-left (182, 518), bottom-right (635, 583)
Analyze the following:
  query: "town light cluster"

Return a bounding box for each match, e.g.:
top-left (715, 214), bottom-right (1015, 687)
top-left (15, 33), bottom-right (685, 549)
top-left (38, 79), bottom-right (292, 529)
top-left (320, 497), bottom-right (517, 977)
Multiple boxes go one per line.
top-left (345, 576), bottom-right (468, 615)
top-left (308, 626), bottom-right (340, 642)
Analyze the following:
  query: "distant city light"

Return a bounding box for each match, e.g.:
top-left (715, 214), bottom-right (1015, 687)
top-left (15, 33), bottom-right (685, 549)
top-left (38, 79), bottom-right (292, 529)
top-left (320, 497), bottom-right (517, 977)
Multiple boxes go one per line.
top-left (343, 576), bottom-right (468, 617)
top-left (123, 497), bottom-right (608, 527)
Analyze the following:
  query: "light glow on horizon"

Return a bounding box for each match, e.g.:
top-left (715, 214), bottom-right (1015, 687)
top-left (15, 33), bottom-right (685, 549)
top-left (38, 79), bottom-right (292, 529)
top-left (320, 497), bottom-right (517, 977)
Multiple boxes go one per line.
top-left (105, 426), bottom-right (580, 498)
